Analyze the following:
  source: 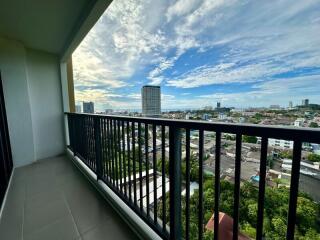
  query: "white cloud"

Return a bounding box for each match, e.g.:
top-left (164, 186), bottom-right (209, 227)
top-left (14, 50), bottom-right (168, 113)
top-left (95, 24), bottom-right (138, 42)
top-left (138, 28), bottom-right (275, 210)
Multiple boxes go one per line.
top-left (73, 0), bottom-right (169, 91)
top-left (197, 75), bottom-right (320, 107)
top-left (72, 0), bottom-right (320, 110)
top-left (167, 60), bottom-right (293, 88)
top-left (166, 0), bottom-right (201, 22)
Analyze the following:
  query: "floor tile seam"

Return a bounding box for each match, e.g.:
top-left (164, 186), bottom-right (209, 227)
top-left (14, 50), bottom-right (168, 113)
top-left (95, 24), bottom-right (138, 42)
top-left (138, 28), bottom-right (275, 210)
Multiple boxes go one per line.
top-left (62, 191), bottom-right (81, 238)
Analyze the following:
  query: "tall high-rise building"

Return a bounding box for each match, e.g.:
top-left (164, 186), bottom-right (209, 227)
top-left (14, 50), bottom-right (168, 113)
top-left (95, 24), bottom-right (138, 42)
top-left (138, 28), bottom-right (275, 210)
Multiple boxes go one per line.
top-left (217, 102), bottom-right (221, 109)
top-left (141, 86), bottom-right (161, 116)
top-left (83, 101), bottom-right (94, 113)
top-left (302, 99), bottom-right (309, 106)
top-left (75, 105), bottom-right (81, 113)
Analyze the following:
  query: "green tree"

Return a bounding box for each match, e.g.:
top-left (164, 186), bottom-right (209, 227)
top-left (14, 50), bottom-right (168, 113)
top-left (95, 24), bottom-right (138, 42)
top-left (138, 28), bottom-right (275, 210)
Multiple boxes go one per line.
top-left (279, 150), bottom-right (293, 159)
top-left (225, 134), bottom-right (236, 141)
top-left (301, 229), bottom-right (320, 240)
top-left (241, 222), bottom-right (256, 239)
top-left (247, 202), bottom-right (258, 225)
top-left (203, 231), bottom-right (214, 240)
top-left (267, 155), bottom-right (274, 168)
top-left (309, 122), bottom-right (319, 128)
top-left (158, 179), bottom-right (320, 239)
top-left (307, 153), bottom-right (320, 162)
top-left (296, 197), bottom-right (318, 234)
top-left (271, 217), bottom-right (287, 238)
top-left (242, 135), bottom-right (258, 143)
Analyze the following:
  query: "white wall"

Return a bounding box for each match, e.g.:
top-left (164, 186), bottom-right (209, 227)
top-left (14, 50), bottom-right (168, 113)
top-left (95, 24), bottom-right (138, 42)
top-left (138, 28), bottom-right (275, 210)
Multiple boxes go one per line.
top-left (0, 37), bottom-right (65, 167)
top-left (0, 37), bottom-right (35, 167)
top-left (26, 49), bottom-right (65, 160)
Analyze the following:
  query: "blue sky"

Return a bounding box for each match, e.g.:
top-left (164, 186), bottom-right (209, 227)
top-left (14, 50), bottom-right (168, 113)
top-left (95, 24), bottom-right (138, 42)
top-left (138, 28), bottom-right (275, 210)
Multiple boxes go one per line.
top-left (73, 0), bottom-right (320, 111)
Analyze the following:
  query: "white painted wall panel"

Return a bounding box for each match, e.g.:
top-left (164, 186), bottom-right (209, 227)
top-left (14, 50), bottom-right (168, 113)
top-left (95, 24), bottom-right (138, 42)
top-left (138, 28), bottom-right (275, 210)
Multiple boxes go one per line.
top-left (0, 37), bottom-right (35, 167)
top-left (0, 37), bottom-right (65, 166)
top-left (26, 49), bottom-right (65, 160)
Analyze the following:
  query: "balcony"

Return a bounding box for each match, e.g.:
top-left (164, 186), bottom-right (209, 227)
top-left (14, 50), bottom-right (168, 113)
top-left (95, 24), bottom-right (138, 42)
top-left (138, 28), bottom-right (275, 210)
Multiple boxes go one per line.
top-left (1, 1), bottom-right (320, 240)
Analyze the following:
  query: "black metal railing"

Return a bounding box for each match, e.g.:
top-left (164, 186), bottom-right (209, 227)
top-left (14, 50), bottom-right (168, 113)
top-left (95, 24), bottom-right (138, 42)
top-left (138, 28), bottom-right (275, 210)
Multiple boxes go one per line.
top-left (66, 112), bottom-right (320, 240)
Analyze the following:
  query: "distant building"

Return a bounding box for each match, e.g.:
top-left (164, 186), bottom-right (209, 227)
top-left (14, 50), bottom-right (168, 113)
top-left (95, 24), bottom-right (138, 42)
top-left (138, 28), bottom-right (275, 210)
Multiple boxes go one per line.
top-left (141, 86), bottom-right (161, 116)
top-left (302, 99), bottom-right (309, 106)
top-left (289, 101), bottom-right (293, 109)
top-left (294, 118), bottom-right (305, 127)
top-left (217, 102), bottom-right (221, 109)
top-left (270, 104), bottom-right (280, 110)
top-left (239, 117), bottom-right (246, 123)
top-left (105, 109), bottom-right (113, 114)
top-left (258, 137), bottom-right (294, 149)
top-left (202, 114), bottom-right (210, 120)
top-left (218, 112), bottom-right (227, 120)
top-left (83, 101), bottom-right (94, 113)
top-left (269, 139), bottom-right (294, 149)
top-left (75, 105), bottom-right (81, 113)
top-left (204, 106), bottom-right (213, 111)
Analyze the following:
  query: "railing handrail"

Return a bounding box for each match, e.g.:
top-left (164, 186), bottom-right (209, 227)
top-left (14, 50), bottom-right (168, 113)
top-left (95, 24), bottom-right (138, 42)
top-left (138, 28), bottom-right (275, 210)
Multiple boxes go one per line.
top-left (65, 112), bottom-right (320, 144)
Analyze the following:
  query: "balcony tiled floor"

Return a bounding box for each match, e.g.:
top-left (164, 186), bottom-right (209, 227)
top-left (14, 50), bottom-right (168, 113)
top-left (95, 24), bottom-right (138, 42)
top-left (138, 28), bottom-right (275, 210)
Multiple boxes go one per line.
top-left (0, 155), bottom-right (139, 240)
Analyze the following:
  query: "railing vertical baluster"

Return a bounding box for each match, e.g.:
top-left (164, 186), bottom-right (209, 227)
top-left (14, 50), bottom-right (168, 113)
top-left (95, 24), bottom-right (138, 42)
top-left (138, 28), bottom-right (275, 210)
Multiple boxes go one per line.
top-left (105, 118), bottom-right (109, 180)
top-left (72, 115), bottom-right (76, 155)
top-left (74, 118), bottom-right (79, 156)
top-left (127, 121), bottom-right (131, 201)
top-left (70, 115), bottom-right (74, 153)
top-left (83, 116), bottom-right (86, 159)
top-left (233, 133), bottom-right (242, 240)
top-left (107, 119), bottom-right (110, 181)
top-left (286, 140), bottom-right (302, 240)
top-left (111, 119), bottom-right (115, 186)
top-left (91, 116), bottom-right (94, 168)
top-left (169, 126), bottom-right (182, 240)
top-left (103, 118), bottom-right (107, 179)
top-left (89, 116), bottom-right (92, 168)
top-left (101, 118), bottom-right (105, 178)
top-left (138, 123), bottom-right (143, 212)
top-left (122, 121), bottom-right (127, 197)
top-left (70, 115), bottom-right (74, 151)
top-left (73, 114), bottom-right (76, 152)
top-left (161, 125), bottom-right (166, 233)
top-left (94, 117), bottom-right (103, 180)
top-left (145, 123), bottom-right (150, 218)
top-left (106, 119), bottom-right (111, 181)
top-left (114, 120), bottom-right (119, 189)
top-left (88, 116), bottom-right (92, 168)
top-left (93, 116), bottom-right (96, 170)
top-left (132, 122), bottom-right (137, 206)
top-left (153, 124), bottom-right (157, 224)
top-left (82, 116), bottom-right (85, 158)
top-left (256, 137), bottom-right (268, 240)
top-left (75, 115), bottom-right (80, 155)
top-left (88, 116), bottom-right (91, 168)
top-left (118, 120), bottom-right (123, 193)
top-left (214, 131), bottom-right (221, 240)
top-left (198, 130), bottom-right (204, 240)
top-left (185, 128), bottom-right (191, 240)
top-left (83, 116), bottom-right (87, 159)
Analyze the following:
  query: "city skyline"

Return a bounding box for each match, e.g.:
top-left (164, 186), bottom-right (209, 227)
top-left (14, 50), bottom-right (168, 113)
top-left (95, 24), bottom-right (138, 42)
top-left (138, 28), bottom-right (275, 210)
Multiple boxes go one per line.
top-left (73, 0), bottom-right (320, 112)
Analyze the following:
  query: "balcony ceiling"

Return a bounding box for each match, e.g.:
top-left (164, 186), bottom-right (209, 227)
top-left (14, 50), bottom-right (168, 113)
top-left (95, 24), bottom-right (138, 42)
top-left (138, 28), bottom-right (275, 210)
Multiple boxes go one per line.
top-left (0, 0), bottom-right (112, 57)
